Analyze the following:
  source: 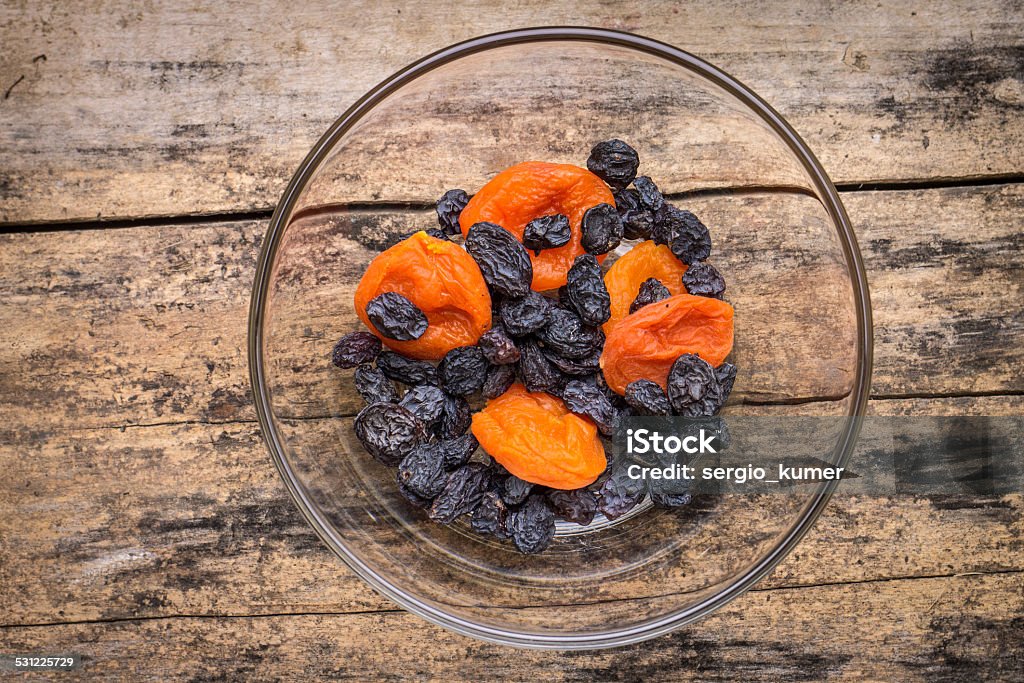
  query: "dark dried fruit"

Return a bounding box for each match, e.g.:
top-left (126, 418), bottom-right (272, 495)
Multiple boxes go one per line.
top-left (614, 188), bottom-right (654, 240)
top-left (649, 476), bottom-right (692, 507)
top-left (666, 353), bottom-right (726, 417)
top-left (517, 340), bottom-right (559, 392)
top-left (436, 189), bottom-right (470, 235)
top-left (477, 325), bottom-right (520, 365)
top-left (354, 364), bottom-right (399, 404)
top-left (437, 346), bottom-right (488, 396)
top-left (668, 209), bottom-right (712, 265)
top-left (522, 213), bottom-right (571, 254)
top-left (436, 393), bottom-right (472, 438)
top-left (629, 277), bottom-right (672, 314)
top-left (377, 350), bottom-right (438, 386)
top-left (397, 443), bottom-right (448, 498)
top-left (633, 176), bottom-right (664, 212)
top-left (715, 362), bottom-right (738, 403)
top-left (586, 139), bottom-right (639, 190)
top-left (499, 291), bottom-right (552, 337)
top-left (542, 346), bottom-right (601, 376)
top-left (354, 402), bottom-right (428, 466)
top-left (439, 433), bottom-right (479, 470)
top-left (624, 379), bottom-right (672, 416)
top-left (464, 221), bottom-right (533, 297)
top-left (539, 307), bottom-right (605, 360)
top-left (331, 331), bottom-right (382, 369)
top-left (509, 494), bottom-right (556, 554)
top-left (580, 203), bottom-right (624, 255)
top-left (429, 462), bottom-right (492, 524)
top-left (548, 488), bottom-right (598, 525)
top-left (366, 292), bottom-right (429, 341)
top-left (483, 363), bottom-right (516, 399)
top-left (597, 465), bottom-right (647, 520)
top-left (561, 379), bottom-right (618, 436)
top-left (565, 254), bottom-right (611, 326)
top-left (682, 262), bottom-right (726, 299)
top-left (500, 474), bottom-right (534, 506)
top-left (470, 491), bottom-right (510, 538)
top-left (398, 384), bottom-right (446, 425)
top-left (397, 477), bottom-right (433, 509)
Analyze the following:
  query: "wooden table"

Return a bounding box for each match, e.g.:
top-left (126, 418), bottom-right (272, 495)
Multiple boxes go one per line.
top-left (1, 2), bottom-right (1021, 679)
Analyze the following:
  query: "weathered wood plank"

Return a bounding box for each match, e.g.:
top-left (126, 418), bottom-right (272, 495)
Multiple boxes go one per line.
top-left (0, 396), bottom-right (1020, 628)
top-left (0, 185), bottom-right (1019, 434)
top-left (1, 1), bottom-right (1022, 223)
top-left (1, 573), bottom-right (1021, 681)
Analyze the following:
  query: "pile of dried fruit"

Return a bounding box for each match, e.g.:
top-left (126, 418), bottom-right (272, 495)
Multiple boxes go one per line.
top-left (331, 140), bottom-right (736, 553)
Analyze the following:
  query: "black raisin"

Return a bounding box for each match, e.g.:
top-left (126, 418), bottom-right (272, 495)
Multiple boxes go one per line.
top-left (498, 291), bottom-right (552, 337)
top-left (542, 346), bottom-right (601, 376)
top-left (666, 353), bottom-right (725, 416)
top-left (397, 443), bottom-right (448, 498)
top-left (354, 402), bottom-right (427, 466)
top-left (429, 463), bottom-right (491, 524)
top-left (624, 379), bottom-right (671, 416)
top-left (435, 393), bottom-right (472, 438)
top-left (438, 346), bottom-right (488, 396)
top-left (477, 325), bottom-right (521, 365)
top-left (500, 474), bottom-right (534, 506)
top-left (331, 331), bottom-right (382, 369)
top-left (682, 262), bottom-right (726, 299)
top-left (398, 384), bottom-right (446, 425)
top-left (439, 433), bottom-right (479, 470)
top-left (354, 364), bottom-right (399, 404)
top-left (470, 491), bottom-right (510, 538)
top-left (509, 494), bottom-right (556, 554)
top-left (365, 292), bottom-right (428, 341)
top-left (580, 203), bottom-right (624, 255)
top-left (548, 489), bottom-right (598, 525)
top-left (561, 379), bottom-right (618, 436)
top-left (436, 189), bottom-right (470, 235)
top-left (565, 254), bottom-right (611, 326)
top-left (465, 222), bottom-right (533, 297)
top-left (522, 213), bottom-right (571, 254)
top-left (648, 476), bottom-right (692, 507)
top-left (377, 350), bottom-right (438, 386)
top-left (614, 188), bottom-right (654, 240)
top-left (668, 210), bottom-right (712, 264)
top-left (539, 307), bottom-right (605, 359)
top-left (597, 465), bottom-right (647, 520)
top-left (715, 362), bottom-right (738, 403)
top-left (629, 277), bottom-right (672, 314)
top-left (633, 176), bottom-right (664, 212)
top-left (397, 477), bottom-right (433, 509)
top-left (483, 363), bottom-right (516, 399)
top-left (517, 340), bottom-right (559, 392)
top-left (586, 139), bottom-right (639, 190)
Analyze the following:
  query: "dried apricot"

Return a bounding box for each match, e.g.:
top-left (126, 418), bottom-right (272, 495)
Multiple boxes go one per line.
top-left (600, 293), bottom-right (734, 394)
top-left (602, 240), bottom-right (688, 334)
top-left (354, 231), bottom-right (491, 360)
top-left (459, 161), bottom-right (615, 290)
top-left (471, 383), bottom-right (606, 489)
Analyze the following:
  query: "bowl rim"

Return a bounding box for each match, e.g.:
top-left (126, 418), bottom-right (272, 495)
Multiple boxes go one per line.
top-left (248, 26), bottom-right (874, 650)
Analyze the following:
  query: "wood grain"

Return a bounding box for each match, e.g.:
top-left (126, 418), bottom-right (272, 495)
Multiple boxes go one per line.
top-left (1, 1), bottom-right (1022, 223)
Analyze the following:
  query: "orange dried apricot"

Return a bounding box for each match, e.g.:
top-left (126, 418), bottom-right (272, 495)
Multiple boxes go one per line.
top-left (459, 161), bottom-right (614, 290)
top-left (471, 383), bottom-right (606, 489)
top-left (354, 231), bottom-right (491, 361)
top-left (602, 240), bottom-right (688, 334)
top-left (600, 293), bottom-right (734, 394)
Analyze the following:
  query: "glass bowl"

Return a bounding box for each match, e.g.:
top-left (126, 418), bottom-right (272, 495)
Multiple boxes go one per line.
top-left (248, 27), bottom-right (872, 649)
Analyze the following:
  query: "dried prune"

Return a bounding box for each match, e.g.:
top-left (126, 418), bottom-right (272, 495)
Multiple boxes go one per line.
top-left (548, 488), bottom-right (598, 525)
top-left (522, 213), bottom-right (571, 254)
top-left (438, 346), bottom-right (488, 396)
top-left (483, 363), bottom-right (516, 399)
top-left (633, 176), bottom-right (664, 212)
top-left (539, 307), bottom-right (605, 360)
top-left (561, 379), bottom-right (618, 436)
top-left (429, 462), bottom-right (491, 524)
top-left (565, 254), bottom-right (611, 326)
top-left (682, 262), bottom-right (726, 299)
top-left (464, 221), bottom-right (533, 297)
top-left (354, 402), bottom-right (427, 466)
top-left (398, 384), bottom-right (446, 425)
top-left (624, 379), bottom-right (672, 416)
top-left (397, 477), bottom-right (433, 509)
top-left (500, 474), bottom-right (534, 506)
top-left (649, 476), bottom-right (692, 507)
top-left (471, 491), bottom-right (510, 538)
top-left (629, 277), bottom-right (672, 314)
top-left (509, 494), bottom-right (556, 554)
top-left (439, 432), bottom-right (479, 470)
top-left (516, 341), bottom-right (559, 392)
top-left (597, 465), bottom-right (647, 520)
top-left (715, 362), bottom-right (738, 403)
top-left (614, 188), bottom-right (655, 240)
top-left (499, 291), bottom-right (552, 337)
top-left (580, 203), bottom-right (624, 256)
top-left (377, 350), bottom-right (438, 386)
top-left (331, 331), bottom-right (382, 369)
top-left (366, 292), bottom-right (429, 341)
top-left (436, 188), bottom-right (470, 235)
top-left (668, 209), bottom-right (712, 265)
top-left (666, 353), bottom-right (726, 417)
top-left (542, 346), bottom-right (601, 376)
top-left (354, 364), bottom-right (399, 404)
top-left (436, 393), bottom-right (472, 438)
top-left (477, 325), bottom-right (520, 365)
top-left (587, 139), bottom-right (639, 190)
top-left (397, 443), bottom-right (448, 498)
